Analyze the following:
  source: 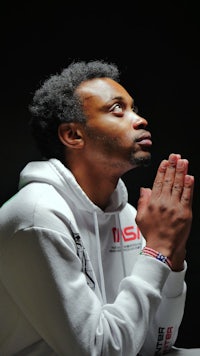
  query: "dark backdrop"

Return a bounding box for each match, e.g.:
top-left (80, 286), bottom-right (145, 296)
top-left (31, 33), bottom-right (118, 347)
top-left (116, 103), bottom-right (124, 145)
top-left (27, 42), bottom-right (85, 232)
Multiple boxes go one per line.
top-left (1, 0), bottom-right (200, 348)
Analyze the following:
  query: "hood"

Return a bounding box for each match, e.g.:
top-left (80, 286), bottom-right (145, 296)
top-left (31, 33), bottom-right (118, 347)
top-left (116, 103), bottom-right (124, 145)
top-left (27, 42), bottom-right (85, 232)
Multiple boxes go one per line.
top-left (18, 158), bottom-right (128, 215)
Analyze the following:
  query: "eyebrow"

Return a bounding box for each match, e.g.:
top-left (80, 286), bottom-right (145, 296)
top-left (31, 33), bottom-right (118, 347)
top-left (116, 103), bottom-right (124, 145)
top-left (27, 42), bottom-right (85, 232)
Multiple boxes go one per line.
top-left (109, 95), bottom-right (134, 106)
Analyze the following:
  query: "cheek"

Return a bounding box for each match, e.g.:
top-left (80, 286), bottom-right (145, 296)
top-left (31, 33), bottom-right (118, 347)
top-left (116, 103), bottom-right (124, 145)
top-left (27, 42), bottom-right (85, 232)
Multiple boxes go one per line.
top-left (106, 129), bottom-right (135, 150)
top-left (85, 120), bottom-right (134, 148)
top-left (118, 130), bottom-right (135, 146)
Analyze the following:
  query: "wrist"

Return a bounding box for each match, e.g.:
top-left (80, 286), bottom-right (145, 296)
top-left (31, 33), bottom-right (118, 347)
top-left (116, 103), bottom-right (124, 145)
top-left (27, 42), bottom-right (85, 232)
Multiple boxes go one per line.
top-left (140, 246), bottom-right (172, 269)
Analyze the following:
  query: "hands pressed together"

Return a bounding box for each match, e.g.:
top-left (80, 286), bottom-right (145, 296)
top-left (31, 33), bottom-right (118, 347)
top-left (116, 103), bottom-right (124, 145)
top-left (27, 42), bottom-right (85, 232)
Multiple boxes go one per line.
top-left (136, 153), bottom-right (195, 271)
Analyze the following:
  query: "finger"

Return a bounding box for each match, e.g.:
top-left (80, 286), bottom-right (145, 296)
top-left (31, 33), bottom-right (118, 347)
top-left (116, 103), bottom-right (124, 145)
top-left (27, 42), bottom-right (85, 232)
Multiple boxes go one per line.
top-left (171, 159), bottom-right (189, 200)
top-left (161, 154), bottom-right (182, 195)
top-left (137, 187), bottom-right (152, 211)
top-left (150, 159), bottom-right (169, 198)
top-left (180, 174), bottom-right (194, 207)
top-left (151, 154), bottom-right (180, 198)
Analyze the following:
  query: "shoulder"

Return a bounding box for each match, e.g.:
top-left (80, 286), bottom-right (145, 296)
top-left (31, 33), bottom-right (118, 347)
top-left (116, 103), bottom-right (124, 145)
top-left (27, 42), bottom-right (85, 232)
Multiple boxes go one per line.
top-left (0, 182), bottom-right (74, 234)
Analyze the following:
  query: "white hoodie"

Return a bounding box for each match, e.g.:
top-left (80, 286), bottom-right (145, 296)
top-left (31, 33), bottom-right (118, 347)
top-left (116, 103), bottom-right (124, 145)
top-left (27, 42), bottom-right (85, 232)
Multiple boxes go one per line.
top-left (0, 158), bottom-right (187, 356)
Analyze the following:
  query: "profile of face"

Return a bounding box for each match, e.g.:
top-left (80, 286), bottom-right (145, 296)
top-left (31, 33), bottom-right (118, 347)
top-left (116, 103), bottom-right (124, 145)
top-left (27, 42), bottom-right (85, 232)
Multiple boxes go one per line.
top-left (76, 77), bottom-right (152, 172)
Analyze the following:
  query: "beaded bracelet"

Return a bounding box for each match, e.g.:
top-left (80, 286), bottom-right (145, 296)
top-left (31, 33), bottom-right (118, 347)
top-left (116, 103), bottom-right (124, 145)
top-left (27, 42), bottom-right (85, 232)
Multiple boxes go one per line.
top-left (140, 246), bottom-right (172, 269)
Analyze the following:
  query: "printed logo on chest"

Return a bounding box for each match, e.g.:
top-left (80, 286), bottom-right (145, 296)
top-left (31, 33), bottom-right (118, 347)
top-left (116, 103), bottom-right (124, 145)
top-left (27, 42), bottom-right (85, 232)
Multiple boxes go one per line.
top-left (110, 225), bottom-right (141, 252)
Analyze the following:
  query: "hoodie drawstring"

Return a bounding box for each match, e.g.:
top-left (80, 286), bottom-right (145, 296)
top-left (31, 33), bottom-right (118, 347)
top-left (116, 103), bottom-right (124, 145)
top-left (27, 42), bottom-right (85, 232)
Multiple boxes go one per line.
top-left (115, 213), bottom-right (127, 277)
top-left (93, 211), bottom-right (127, 304)
top-left (93, 211), bottom-right (107, 304)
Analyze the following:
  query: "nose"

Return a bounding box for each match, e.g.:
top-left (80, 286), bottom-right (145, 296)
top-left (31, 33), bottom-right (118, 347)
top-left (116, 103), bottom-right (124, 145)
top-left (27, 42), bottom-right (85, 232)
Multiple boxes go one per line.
top-left (132, 113), bottom-right (148, 129)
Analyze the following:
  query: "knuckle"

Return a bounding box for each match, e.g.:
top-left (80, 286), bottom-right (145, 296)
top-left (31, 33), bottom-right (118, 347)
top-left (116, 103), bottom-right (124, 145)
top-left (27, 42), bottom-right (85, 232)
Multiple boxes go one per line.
top-left (172, 183), bottom-right (182, 192)
top-left (164, 178), bottom-right (173, 185)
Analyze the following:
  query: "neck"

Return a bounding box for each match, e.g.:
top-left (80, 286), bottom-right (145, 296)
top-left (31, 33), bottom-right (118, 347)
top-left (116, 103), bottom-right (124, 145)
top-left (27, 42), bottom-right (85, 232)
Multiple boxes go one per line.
top-left (68, 161), bottom-right (121, 210)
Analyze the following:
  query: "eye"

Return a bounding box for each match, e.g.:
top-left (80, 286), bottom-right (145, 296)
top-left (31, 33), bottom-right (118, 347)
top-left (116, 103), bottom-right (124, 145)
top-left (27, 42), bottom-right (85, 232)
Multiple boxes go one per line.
top-left (132, 105), bottom-right (138, 114)
top-left (111, 103), bottom-right (123, 113)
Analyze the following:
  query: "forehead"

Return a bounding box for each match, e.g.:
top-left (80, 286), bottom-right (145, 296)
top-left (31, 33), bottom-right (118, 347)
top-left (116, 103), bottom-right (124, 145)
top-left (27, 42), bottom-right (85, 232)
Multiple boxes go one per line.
top-left (76, 77), bottom-right (133, 105)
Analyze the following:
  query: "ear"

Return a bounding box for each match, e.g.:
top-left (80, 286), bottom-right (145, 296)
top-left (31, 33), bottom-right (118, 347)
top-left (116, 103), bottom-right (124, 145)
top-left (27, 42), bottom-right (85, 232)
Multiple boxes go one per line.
top-left (58, 123), bottom-right (84, 149)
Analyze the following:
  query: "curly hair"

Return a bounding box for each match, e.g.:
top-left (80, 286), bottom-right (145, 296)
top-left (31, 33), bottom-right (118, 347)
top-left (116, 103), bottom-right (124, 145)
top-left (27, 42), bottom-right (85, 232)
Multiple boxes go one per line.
top-left (29, 60), bottom-right (120, 161)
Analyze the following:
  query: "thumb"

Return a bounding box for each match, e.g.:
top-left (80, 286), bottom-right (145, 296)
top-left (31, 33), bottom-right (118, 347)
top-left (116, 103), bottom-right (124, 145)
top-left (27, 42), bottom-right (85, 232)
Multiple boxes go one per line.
top-left (137, 187), bottom-right (152, 215)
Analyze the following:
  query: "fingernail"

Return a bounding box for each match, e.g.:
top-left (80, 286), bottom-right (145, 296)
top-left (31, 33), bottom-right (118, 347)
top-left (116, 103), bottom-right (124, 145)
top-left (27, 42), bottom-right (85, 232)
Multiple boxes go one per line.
top-left (177, 159), bottom-right (184, 168)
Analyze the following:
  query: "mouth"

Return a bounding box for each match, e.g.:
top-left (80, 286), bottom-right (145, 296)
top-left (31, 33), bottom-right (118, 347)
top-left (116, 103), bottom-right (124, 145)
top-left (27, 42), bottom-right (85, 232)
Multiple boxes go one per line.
top-left (136, 133), bottom-right (152, 148)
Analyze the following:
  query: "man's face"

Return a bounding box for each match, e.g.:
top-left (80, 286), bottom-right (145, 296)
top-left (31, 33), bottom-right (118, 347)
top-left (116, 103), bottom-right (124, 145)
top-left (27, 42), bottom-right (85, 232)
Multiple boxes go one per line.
top-left (76, 77), bottom-right (152, 173)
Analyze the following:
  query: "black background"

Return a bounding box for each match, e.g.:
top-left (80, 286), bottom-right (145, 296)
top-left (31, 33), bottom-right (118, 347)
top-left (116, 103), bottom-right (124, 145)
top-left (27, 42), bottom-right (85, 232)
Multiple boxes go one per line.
top-left (1, 0), bottom-right (200, 348)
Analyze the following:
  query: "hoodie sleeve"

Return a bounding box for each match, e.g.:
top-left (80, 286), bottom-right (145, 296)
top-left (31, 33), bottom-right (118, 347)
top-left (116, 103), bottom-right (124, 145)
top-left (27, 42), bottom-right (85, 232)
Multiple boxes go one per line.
top-left (134, 256), bottom-right (187, 355)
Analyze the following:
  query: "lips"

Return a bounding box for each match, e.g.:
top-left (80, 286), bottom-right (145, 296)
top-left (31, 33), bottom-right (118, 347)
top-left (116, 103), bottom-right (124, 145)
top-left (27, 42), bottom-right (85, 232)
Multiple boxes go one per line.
top-left (136, 133), bottom-right (152, 147)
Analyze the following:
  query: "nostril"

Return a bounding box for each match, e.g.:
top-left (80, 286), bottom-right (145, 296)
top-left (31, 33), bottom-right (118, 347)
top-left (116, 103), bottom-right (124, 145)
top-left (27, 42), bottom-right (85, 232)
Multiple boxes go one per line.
top-left (138, 123), bottom-right (146, 129)
top-left (133, 117), bottom-right (148, 129)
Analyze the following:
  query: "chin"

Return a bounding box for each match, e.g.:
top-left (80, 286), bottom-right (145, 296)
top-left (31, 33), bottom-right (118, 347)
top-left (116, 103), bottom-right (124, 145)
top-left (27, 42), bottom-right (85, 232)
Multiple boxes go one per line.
top-left (131, 152), bottom-right (151, 167)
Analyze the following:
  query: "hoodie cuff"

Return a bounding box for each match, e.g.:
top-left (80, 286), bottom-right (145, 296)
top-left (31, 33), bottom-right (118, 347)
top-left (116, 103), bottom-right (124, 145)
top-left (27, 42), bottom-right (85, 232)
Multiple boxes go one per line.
top-left (162, 261), bottom-right (187, 297)
top-left (132, 254), bottom-right (171, 291)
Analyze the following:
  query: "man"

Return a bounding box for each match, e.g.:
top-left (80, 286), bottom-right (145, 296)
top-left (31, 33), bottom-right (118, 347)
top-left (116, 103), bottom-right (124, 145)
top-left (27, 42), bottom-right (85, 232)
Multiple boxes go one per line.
top-left (0, 60), bottom-right (196, 355)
